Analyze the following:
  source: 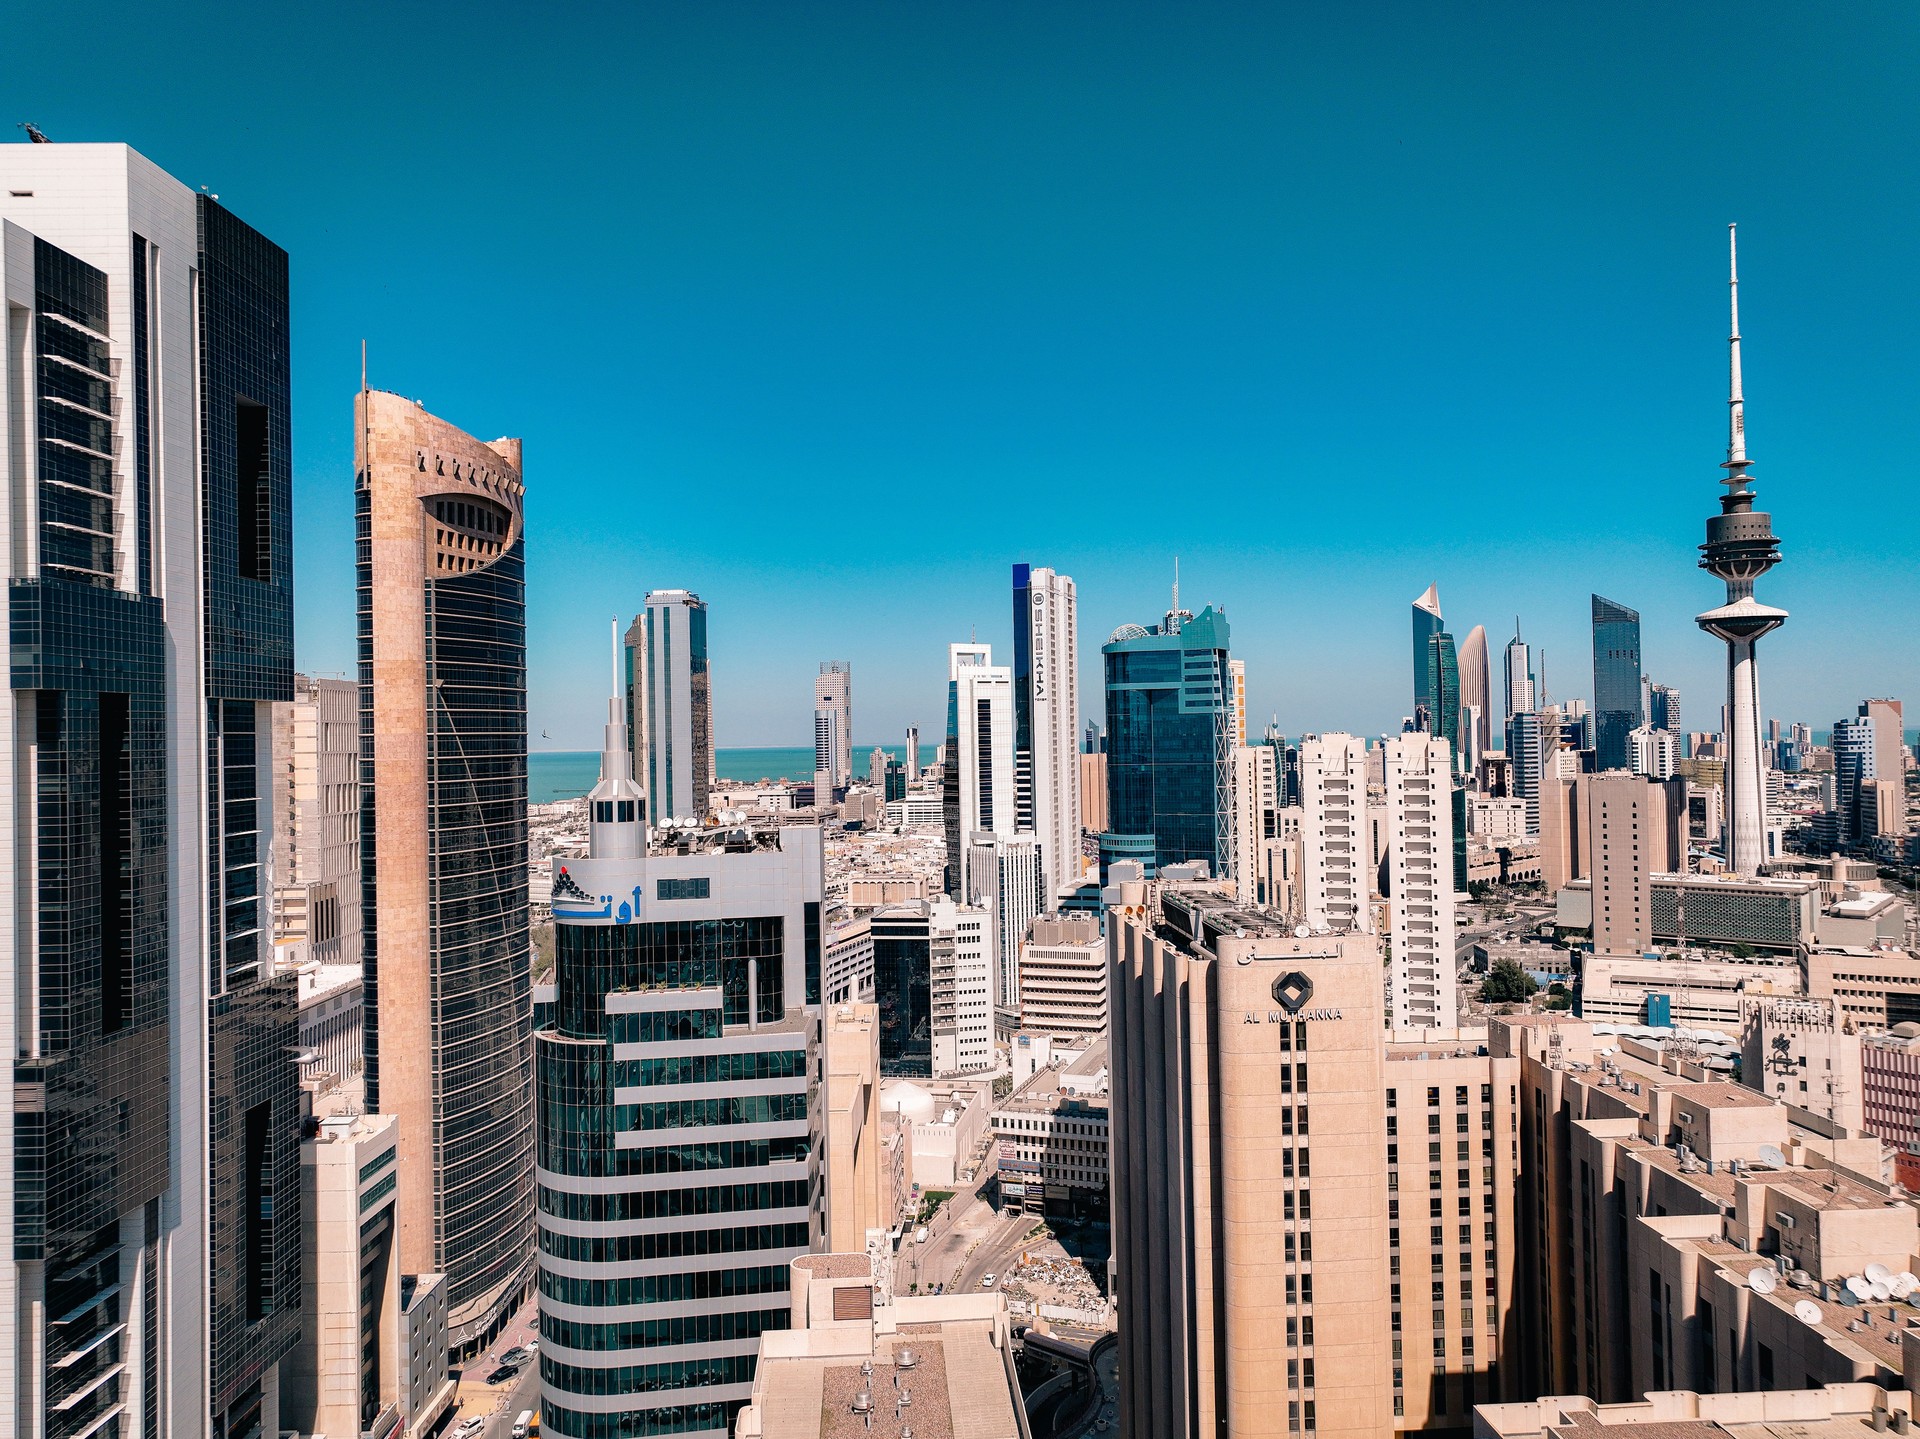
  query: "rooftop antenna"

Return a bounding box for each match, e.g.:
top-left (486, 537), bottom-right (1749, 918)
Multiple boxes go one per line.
top-left (19, 122), bottom-right (50, 144)
top-left (1724, 223), bottom-right (1750, 493)
top-left (611, 617), bottom-right (620, 702)
top-left (1172, 556), bottom-right (1180, 616)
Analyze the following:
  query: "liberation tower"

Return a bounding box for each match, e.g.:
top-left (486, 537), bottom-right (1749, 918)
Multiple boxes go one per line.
top-left (1696, 225), bottom-right (1786, 876)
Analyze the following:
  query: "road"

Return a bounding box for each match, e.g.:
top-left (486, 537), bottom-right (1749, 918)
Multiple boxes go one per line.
top-left (902, 1150), bottom-right (1044, 1301)
top-left (441, 1295), bottom-right (541, 1438)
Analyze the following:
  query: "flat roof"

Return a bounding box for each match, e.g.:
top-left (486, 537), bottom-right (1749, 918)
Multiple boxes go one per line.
top-left (756, 1321), bottom-right (1021, 1439)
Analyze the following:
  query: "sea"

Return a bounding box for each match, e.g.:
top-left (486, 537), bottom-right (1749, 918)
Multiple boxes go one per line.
top-left (529, 744), bottom-right (924, 805)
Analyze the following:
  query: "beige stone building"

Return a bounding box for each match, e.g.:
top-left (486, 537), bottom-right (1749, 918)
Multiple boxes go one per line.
top-left (1017, 912), bottom-right (1107, 1041)
top-left (271, 672), bottom-right (362, 966)
top-left (733, 1252), bottom-right (1030, 1439)
top-left (824, 1003), bottom-right (898, 1252)
top-left (1110, 888), bottom-right (1524, 1437)
top-left (356, 389), bottom-right (534, 1353)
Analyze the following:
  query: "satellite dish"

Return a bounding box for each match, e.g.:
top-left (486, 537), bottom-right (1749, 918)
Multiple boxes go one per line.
top-left (1867, 1262), bottom-right (1894, 1285)
top-left (1293, 924), bottom-right (1310, 939)
top-left (1795, 1299), bottom-right (1824, 1326)
top-left (1896, 1272), bottom-right (1920, 1298)
top-left (1748, 1268), bottom-right (1778, 1295)
top-left (1847, 1275), bottom-right (1874, 1300)
top-left (1757, 1145), bottom-right (1786, 1169)
top-left (1871, 1280), bottom-right (1893, 1303)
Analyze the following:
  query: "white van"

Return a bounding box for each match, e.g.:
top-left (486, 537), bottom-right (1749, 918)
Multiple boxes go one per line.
top-left (512, 1411), bottom-right (536, 1438)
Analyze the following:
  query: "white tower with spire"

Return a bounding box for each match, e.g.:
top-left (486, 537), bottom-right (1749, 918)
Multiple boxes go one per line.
top-left (588, 619), bottom-right (646, 860)
top-left (1695, 225), bottom-right (1787, 877)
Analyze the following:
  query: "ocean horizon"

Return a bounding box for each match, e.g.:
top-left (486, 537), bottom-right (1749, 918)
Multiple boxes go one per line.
top-left (530, 744), bottom-right (925, 804)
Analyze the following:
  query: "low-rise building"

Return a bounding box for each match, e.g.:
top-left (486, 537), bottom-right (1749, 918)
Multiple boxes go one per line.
top-left (823, 911), bottom-right (875, 1005)
top-left (1477, 1382), bottom-right (1917, 1438)
top-left (1578, 949), bottom-right (1801, 1031)
top-left (733, 1252), bottom-right (1030, 1439)
top-left (991, 1036), bottom-right (1111, 1217)
top-left (881, 1078), bottom-right (993, 1193)
top-left (1016, 912), bottom-right (1107, 1041)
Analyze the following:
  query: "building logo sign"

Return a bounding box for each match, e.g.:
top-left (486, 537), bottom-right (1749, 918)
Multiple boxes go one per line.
top-left (1243, 970), bottom-right (1343, 1023)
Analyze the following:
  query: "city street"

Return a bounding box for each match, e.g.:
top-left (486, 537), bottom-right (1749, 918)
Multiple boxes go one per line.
top-left (443, 1297), bottom-right (540, 1438)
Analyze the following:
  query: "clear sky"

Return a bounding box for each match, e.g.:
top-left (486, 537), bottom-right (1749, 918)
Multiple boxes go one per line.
top-left (14, 3), bottom-right (1917, 748)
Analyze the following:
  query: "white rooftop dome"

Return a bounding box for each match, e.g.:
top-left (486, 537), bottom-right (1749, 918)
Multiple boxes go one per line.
top-left (880, 1080), bottom-right (939, 1124)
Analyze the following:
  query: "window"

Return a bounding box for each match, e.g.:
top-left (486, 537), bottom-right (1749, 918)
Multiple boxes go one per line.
top-left (234, 397), bottom-right (271, 580)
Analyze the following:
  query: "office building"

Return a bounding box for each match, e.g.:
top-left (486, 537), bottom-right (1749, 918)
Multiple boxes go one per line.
top-left (628, 588), bottom-right (713, 820)
top-left (1382, 734), bottom-right (1458, 1030)
top-left (1013, 563), bottom-right (1084, 900)
top-left (1861, 698), bottom-right (1906, 835)
top-left (1298, 733), bottom-right (1376, 934)
top-left (1586, 773), bottom-right (1682, 957)
top-left (968, 832), bottom-right (1043, 1012)
top-left (1111, 892), bottom-right (1522, 1438)
top-left (297, 962), bottom-right (366, 1093)
top-left (1232, 742), bottom-right (1281, 906)
top-left (1504, 622), bottom-right (1535, 723)
top-left (732, 1252), bottom-right (1028, 1439)
top-left (358, 388), bottom-right (534, 1354)
top-left (867, 746), bottom-right (887, 788)
top-left (272, 674), bottom-right (362, 967)
top-left (1695, 228), bottom-right (1787, 876)
top-left (1079, 750), bottom-right (1108, 833)
top-left (883, 756), bottom-right (906, 801)
top-left (536, 684), bottom-right (824, 1439)
top-left (1459, 624), bottom-right (1492, 786)
top-left (815, 660), bottom-right (853, 795)
top-left (1412, 583), bottom-right (1445, 730)
top-left (873, 902), bottom-right (935, 1076)
top-left (904, 723), bottom-right (919, 780)
top-left (1832, 712), bottom-right (1875, 845)
top-left (1590, 594), bottom-right (1644, 772)
top-left (992, 1035), bottom-right (1111, 1218)
top-left (924, 897), bottom-right (994, 1075)
top-left (1648, 682), bottom-right (1681, 736)
top-left (1017, 913), bottom-right (1108, 1042)
top-left (1628, 723), bottom-right (1681, 780)
top-left (3, 142), bottom-right (313, 1438)
top-left (1506, 708), bottom-right (1555, 837)
top-left (822, 1003), bottom-right (892, 1254)
top-left (1230, 656), bottom-right (1249, 745)
top-left (1425, 630), bottom-right (1462, 765)
top-left (1101, 601), bottom-right (1233, 877)
top-left (942, 643), bottom-right (1016, 898)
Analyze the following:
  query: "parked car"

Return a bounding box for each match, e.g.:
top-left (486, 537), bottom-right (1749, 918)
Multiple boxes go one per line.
top-left (487, 1364), bottom-right (519, 1385)
top-left (500, 1345), bottom-right (534, 1367)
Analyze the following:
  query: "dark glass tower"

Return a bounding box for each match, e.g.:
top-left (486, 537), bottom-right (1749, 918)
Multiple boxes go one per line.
top-left (873, 904), bottom-right (934, 1075)
top-left (1100, 605), bottom-right (1232, 878)
top-left (1425, 630), bottom-right (1460, 761)
top-left (1590, 594), bottom-right (1644, 771)
top-left (1411, 584), bottom-right (1444, 728)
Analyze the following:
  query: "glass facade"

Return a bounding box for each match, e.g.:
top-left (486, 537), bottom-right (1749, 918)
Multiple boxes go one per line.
top-left (872, 910), bottom-right (932, 1075)
top-left (195, 196), bottom-right (303, 1433)
top-left (537, 889), bottom-right (816, 1438)
top-left (1412, 590), bottom-right (1444, 728)
top-left (1425, 632), bottom-right (1460, 761)
top-left (1591, 595), bottom-right (1644, 772)
top-left (1100, 607), bottom-right (1232, 877)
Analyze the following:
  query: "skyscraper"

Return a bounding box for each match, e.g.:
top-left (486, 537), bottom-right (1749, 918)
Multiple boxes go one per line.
top-left (536, 676), bottom-right (823, 1438)
top-left (1590, 594), bottom-right (1645, 771)
top-left (1297, 733), bottom-right (1375, 934)
top-left (967, 832), bottom-right (1043, 1013)
top-left (1382, 734), bottom-right (1458, 1030)
top-left (814, 660), bottom-right (852, 795)
top-left (271, 675), bottom-right (363, 969)
top-left (942, 642), bottom-right (1016, 898)
top-left (1832, 712), bottom-right (1876, 845)
top-left (1011, 563), bottom-right (1083, 899)
top-left (1101, 603), bottom-right (1233, 878)
top-left (1695, 226), bottom-right (1787, 877)
top-left (1424, 629), bottom-right (1460, 760)
top-left (904, 722), bottom-right (920, 780)
top-left (1862, 698), bottom-right (1907, 837)
top-left (359, 388), bottom-right (535, 1356)
top-left (631, 588), bottom-right (713, 820)
top-left (3, 142), bottom-right (304, 1437)
top-left (1648, 681), bottom-right (1681, 735)
top-left (1503, 621), bottom-right (1535, 722)
top-left (1411, 583), bottom-right (1444, 729)
top-left (1458, 624), bottom-right (1491, 785)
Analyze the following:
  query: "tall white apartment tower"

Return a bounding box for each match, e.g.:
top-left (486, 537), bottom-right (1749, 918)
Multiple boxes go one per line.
top-left (631, 588), bottom-right (713, 820)
top-left (942, 643), bottom-right (1017, 900)
top-left (928, 897), bottom-right (995, 1075)
top-left (1230, 743), bottom-right (1279, 906)
top-left (1297, 734), bottom-right (1376, 934)
top-left (815, 661), bottom-right (852, 793)
top-left (1011, 565), bottom-right (1082, 899)
top-left (1381, 734), bottom-right (1458, 1030)
top-left (1504, 622), bottom-right (1534, 721)
top-left (967, 832), bottom-right (1044, 1011)
top-left (3, 143), bottom-right (304, 1438)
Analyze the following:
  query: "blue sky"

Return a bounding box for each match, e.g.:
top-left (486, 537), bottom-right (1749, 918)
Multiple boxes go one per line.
top-left (14, 3), bottom-right (1917, 748)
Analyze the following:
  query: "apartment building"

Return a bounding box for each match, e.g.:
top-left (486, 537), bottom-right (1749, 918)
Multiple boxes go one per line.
top-left (1016, 912), bottom-right (1108, 1042)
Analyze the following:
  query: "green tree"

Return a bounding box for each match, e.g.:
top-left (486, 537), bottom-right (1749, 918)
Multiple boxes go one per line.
top-left (1480, 957), bottom-right (1539, 1005)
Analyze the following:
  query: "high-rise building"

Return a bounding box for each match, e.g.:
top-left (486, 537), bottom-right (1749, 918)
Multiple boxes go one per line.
top-left (968, 833), bottom-right (1043, 1013)
top-left (1079, 749), bottom-right (1109, 833)
top-left (1590, 594), bottom-right (1644, 772)
top-left (1229, 657), bottom-right (1249, 746)
top-left (3, 142), bottom-right (306, 1438)
top-left (1695, 226), bottom-right (1787, 877)
top-left (272, 674), bottom-right (363, 967)
top-left (814, 660), bottom-right (852, 793)
top-left (1458, 624), bottom-right (1492, 786)
top-left (872, 902), bottom-right (934, 1076)
top-left (1862, 698), bottom-right (1907, 837)
top-left (1412, 583), bottom-right (1445, 730)
top-left (1504, 708), bottom-right (1555, 837)
top-left (866, 745), bottom-right (888, 787)
top-left (904, 722), bottom-right (919, 780)
top-left (630, 588), bottom-right (713, 820)
top-left (1110, 892), bottom-right (1522, 1438)
top-left (941, 642), bottom-right (1016, 898)
top-left (1381, 734), bottom-right (1457, 1030)
top-left (1586, 773), bottom-right (1680, 957)
top-left (1101, 603), bottom-right (1233, 877)
top-left (1832, 712), bottom-right (1876, 844)
top-left (1016, 913), bottom-right (1108, 1042)
top-left (927, 896), bottom-right (994, 1074)
top-left (536, 682), bottom-right (824, 1438)
top-left (1011, 563), bottom-right (1084, 898)
top-left (1647, 681), bottom-right (1681, 735)
top-left (1627, 723), bottom-right (1680, 780)
top-left (1424, 629), bottom-right (1461, 760)
top-left (821, 1003), bottom-right (890, 1252)
top-left (358, 388), bottom-right (534, 1355)
top-left (1503, 621), bottom-right (1535, 723)
top-left (1297, 733), bottom-right (1375, 934)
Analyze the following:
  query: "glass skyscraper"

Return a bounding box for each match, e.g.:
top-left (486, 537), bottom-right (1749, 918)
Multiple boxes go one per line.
top-left (1425, 630), bottom-right (1460, 760)
top-left (1100, 604), bottom-right (1233, 878)
top-left (1591, 594), bottom-right (1645, 772)
top-left (1411, 583), bottom-right (1444, 728)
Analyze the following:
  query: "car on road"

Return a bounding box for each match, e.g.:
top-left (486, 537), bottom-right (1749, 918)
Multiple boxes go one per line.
top-left (981, 1273), bottom-right (996, 1287)
top-left (501, 1343), bottom-right (537, 1367)
top-left (487, 1364), bottom-right (519, 1385)
top-left (452, 1420), bottom-right (484, 1439)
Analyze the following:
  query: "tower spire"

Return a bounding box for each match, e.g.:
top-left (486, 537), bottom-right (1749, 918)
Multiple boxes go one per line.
top-left (1172, 556), bottom-right (1180, 616)
top-left (1723, 223), bottom-right (1749, 489)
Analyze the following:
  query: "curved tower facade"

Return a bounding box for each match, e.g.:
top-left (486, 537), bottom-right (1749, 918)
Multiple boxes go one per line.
top-left (1695, 226), bottom-right (1786, 877)
top-left (358, 389), bottom-right (535, 1351)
